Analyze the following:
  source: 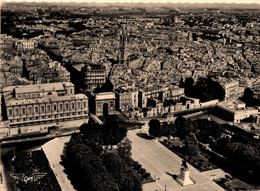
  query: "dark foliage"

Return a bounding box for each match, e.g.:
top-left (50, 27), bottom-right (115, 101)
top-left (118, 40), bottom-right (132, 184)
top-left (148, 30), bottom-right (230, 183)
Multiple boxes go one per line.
top-left (63, 122), bottom-right (141, 191)
top-left (172, 117), bottom-right (260, 180)
top-left (184, 77), bottom-right (225, 102)
top-left (148, 119), bottom-right (161, 137)
top-left (79, 121), bottom-right (127, 146)
top-left (240, 88), bottom-right (260, 107)
top-left (12, 151), bottom-right (61, 191)
top-left (174, 117), bottom-right (198, 139)
top-left (102, 153), bottom-right (142, 191)
top-left (64, 134), bottom-right (119, 191)
top-left (148, 119), bottom-right (175, 137)
top-left (185, 133), bottom-right (199, 155)
top-left (184, 77), bottom-right (194, 96)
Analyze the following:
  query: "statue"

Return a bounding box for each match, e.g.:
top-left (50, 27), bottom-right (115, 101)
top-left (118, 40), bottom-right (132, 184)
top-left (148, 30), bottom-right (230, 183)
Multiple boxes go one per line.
top-left (181, 160), bottom-right (189, 171)
top-left (177, 159), bottom-right (195, 186)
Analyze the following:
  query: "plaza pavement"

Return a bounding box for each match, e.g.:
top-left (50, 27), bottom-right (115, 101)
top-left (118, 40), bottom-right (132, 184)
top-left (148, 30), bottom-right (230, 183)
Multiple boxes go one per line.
top-left (127, 130), bottom-right (225, 191)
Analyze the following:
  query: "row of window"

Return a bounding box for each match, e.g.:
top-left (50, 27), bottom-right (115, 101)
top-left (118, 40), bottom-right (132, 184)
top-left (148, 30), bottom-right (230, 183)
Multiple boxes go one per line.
top-left (9, 111), bottom-right (88, 123)
top-left (87, 80), bottom-right (105, 84)
top-left (8, 101), bottom-right (87, 116)
top-left (17, 93), bottom-right (41, 99)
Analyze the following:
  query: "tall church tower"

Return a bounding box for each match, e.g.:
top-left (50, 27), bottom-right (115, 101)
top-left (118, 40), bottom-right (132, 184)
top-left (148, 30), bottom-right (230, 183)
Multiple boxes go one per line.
top-left (118, 25), bottom-right (128, 67)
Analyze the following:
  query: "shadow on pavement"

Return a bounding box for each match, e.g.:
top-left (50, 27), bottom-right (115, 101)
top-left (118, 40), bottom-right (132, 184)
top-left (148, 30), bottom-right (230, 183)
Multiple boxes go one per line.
top-left (165, 171), bottom-right (178, 180)
top-left (136, 133), bottom-right (154, 140)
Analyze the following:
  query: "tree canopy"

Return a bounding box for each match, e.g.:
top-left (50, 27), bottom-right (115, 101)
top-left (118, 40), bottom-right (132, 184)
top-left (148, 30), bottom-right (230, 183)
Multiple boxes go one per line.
top-left (185, 133), bottom-right (199, 155)
top-left (64, 134), bottom-right (119, 191)
top-left (184, 77), bottom-right (225, 102)
top-left (173, 117), bottom-right (260, 179)
top-left (63, 122), bottom-right (142, 191)
top-left (148, 119), bottom-right (175, 137)
top-left (240, 87), bottom-right (260, 107)
top-left (79, 121), bottom-right (127, 146)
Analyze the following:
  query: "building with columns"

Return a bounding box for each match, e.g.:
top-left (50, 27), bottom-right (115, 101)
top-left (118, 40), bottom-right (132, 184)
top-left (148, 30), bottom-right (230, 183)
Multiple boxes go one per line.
top-left (2, 82), bottom-right (89, 126)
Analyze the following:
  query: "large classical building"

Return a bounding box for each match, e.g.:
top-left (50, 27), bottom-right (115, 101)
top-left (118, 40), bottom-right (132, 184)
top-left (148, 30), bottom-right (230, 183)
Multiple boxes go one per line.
top-left (2, 82), bottom-right (89, 126)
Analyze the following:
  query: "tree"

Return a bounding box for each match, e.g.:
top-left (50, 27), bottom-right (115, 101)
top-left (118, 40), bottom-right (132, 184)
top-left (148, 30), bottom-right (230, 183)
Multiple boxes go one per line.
top-left (174, 117), bottom-right (198, 139)
top-left (148, 119), bottom-right (161, 137)
top-left (117, 138), bottom-right (132, 158)
top-left (179, 77), bottom-right (185, 88)
top-left (195, 119), bottom-right (224, 143)
top-left (79, 122), bottom-right (127, 146)
top-left (168, 122), bottom-right (177, 137)
top-left (102, 153), bottom-right (142, 191)
top-left (174, 117), bottom-right (186, 135)
top-left (64, 134), bottom-right (119, 191)
top-left (161, 122), bottom-right (170, 136)
top-left (185, 133), bottom-right (199, 155)
top-left (194, 77), bottom-right (225, 102)
top-left (241, 87), bottom-right (260, 107)
top-left (184, 77), bottom-right (194, 97)
top-left (185, 77), bottom-right (225, 102)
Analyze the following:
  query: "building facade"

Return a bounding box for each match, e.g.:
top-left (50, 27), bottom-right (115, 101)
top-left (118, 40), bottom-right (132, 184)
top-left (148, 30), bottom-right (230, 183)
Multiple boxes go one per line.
top-left (139, 86), bottom-right (185, 108)
top-left (16, 40), bottom-right (35, 51)
top-left (2, 82), bottom-right (89, 126)
top-left (6, 94), bottom-right (89, 125)
top-left (83, 63), bottom-right (106, 91)
top-left (115, 88), bottom-right (132, 112)
top-left (94, 92), bottom-right (116, 116)
top-left (222, 81), bottom-right (239, 101)
top-left (214, 101), bottom-right (259, 123)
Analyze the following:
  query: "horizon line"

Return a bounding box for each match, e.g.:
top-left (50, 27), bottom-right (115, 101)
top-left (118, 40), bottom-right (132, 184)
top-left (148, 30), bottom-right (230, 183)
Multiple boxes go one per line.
top-left (1, 1), bottom-right (260, 5)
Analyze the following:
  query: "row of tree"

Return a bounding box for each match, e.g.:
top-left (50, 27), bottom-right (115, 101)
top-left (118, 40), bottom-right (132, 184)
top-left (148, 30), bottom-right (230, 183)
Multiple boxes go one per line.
top-left (148, 118), bottom-right (200, 155)
top-left (149, 117), bottom-right (225, 142)
top-left (63, 121), bottom-right (142, 191)
top-left (79, 118), bottom-right (127, 146)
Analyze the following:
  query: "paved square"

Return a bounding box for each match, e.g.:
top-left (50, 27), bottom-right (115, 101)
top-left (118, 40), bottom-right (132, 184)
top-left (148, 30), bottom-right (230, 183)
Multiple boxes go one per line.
top-left (128, 131), bottom-right (224, 191)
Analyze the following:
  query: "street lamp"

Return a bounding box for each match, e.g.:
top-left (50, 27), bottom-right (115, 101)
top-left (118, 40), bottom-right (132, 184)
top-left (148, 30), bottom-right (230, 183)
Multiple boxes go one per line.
top-left (11, 147), bottom-right (16, 161)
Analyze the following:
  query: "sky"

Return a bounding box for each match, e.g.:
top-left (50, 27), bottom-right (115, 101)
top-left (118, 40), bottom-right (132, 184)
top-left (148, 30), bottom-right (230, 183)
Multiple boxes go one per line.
top-left (1, 0), bottom-right (260, 3)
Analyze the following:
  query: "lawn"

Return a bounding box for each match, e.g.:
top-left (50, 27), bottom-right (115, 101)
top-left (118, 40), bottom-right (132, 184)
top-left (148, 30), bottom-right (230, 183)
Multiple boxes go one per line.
top-left (161, 141), bottom-right (217, 172)
top-left (225, 179), bottom-right (254, 190)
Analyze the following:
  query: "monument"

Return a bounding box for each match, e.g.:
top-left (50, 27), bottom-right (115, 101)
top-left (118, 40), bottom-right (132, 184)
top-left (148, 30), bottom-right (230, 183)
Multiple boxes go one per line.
top-left (176, 160), bottom-right (195, 186)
